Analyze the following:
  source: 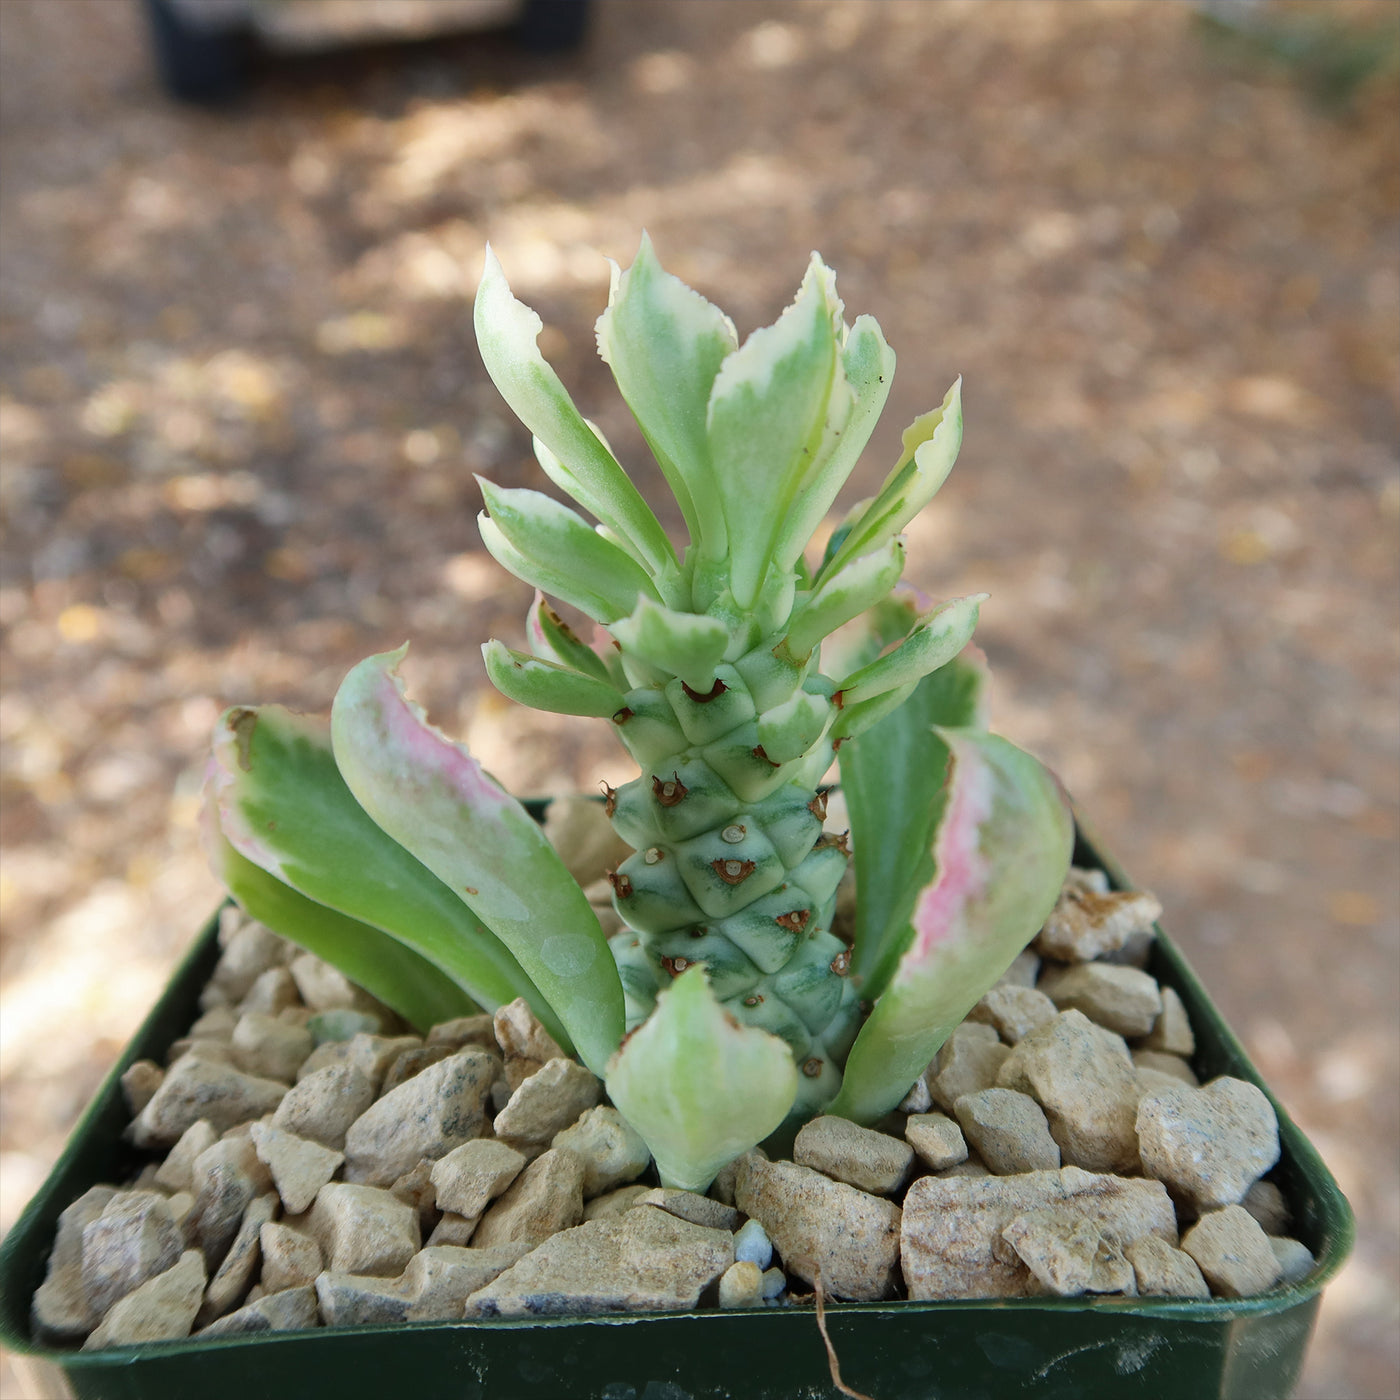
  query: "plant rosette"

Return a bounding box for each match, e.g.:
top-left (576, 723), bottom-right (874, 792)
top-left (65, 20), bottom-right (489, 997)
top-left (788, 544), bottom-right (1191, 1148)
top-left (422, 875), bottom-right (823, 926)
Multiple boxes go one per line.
top-left (3, 244), bottom-right (1353, 1400)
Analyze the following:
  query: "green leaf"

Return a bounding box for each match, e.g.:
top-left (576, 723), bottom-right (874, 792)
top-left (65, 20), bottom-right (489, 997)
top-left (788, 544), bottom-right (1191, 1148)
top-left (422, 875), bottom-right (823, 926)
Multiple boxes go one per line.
top-left (706, 255), bottom-right (842, 609)
top-left (604, 965), bottom-right (798, 1191)
top-left (331, 648), bottom-right (625, 1076)
top-left (838, 648), bottom-right (991, 1000)
top-left (606, 596), bottom-right (730, 693)
top-left (525, 591), bottom-right (614, 684)
top-left (483, 639), bottom-right (626, 717)
top-left (205, 821), bottom-right (476, 1033)
top-left (595, 233), bottom-right (736, 559)
top-left (820, 377), bottom-right (963, 581)
top-left (474, 246), bottom-right (676, 574)
top-left (828, 728), bottom-right (1073, 1124)
top-left (834, 594), bottom-right (985, 707)
top-left (477, 478), bottom-right (660, 624)
top-left (784, 538), bottom-right (905, 659)
top-left (774, 313), bottom-right (896, 572)
top-left (205, 705), bottom-right (542, 1028)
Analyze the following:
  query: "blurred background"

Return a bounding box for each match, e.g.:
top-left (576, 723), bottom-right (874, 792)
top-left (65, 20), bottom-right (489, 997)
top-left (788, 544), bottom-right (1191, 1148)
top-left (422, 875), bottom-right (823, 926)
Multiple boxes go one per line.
top-left (0, 0), bottom-right (1395, 1394)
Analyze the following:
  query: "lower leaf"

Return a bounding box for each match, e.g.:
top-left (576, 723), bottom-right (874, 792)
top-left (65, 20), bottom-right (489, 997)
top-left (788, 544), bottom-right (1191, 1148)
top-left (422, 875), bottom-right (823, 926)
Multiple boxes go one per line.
top-left (827, 728), bottom-right (1073, 1124)
top-left (204, 806), bottom-right (477, 1032)
top-left (604, 965), bottom-right (799, 1192)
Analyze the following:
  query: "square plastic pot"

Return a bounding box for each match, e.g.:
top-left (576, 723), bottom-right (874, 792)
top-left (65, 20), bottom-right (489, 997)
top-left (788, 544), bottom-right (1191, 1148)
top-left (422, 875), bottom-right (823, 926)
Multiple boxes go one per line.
top-left (0, 822), bottom-right (1354, 1400)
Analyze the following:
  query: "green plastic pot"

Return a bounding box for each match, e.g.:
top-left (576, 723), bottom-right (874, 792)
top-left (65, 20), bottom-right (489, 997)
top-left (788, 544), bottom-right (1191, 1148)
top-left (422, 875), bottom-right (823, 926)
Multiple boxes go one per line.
top-left (0, 821), bottom-right (1354, 1400)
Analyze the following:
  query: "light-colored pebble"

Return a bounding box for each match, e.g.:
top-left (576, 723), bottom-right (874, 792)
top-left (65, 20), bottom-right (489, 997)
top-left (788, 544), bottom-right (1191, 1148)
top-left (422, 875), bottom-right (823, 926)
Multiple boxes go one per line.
top-left (426, 1212), bottom-right (479, 1246)
top-left (634, 1189), bottom-right (743, 1232)
top-left (1066, 866), bottom-right (1111, 896)
top-left (968, 985), bottom-right (1058, 1043)
top-left (471, 1147), bottom-right (586, 1249)
top-left (1036, 888), bottom-right (1162, 963)
top-left (259, 1222), bottom-right (322, 1294)
top-left (271, 1062), bottom-right (376, 1150)
top-left (186, 1137), bottom-right (273, 1268)
top-left (929, 1023), bottom-right (1011, 1114)
top-left (466, 1206), bottom-right (733, 1318)
top-left (901, 1166), bottom-right (1176, 1300)
top-left (493, 1057), bottom-right (602, 1147)
top-left (212, 922), bottom-right (290, 1001)
top-left (1181, 1204), bottom-right (1281, 1298)
top-left (425, 1014), bottom-right (498, 1051)
top-left (997, 1011), bottom-right (1140, 1173)
top-left (760, 1266), bottom-right (787, 1299)
top-left (401, 1243), bottom-right (534, 1321)
top-left (896, 1075), bottom-right (933, 1114)
top-left (430, 1139), bottom-right (527, 1219)
top-left (734, 1218), bottom-right (772, 1269)
top-left (152, 1119), bottom-right (219, 1194)
top-left (196, 1191), bottom-right (278, 1325)
top-left (493, 997), bottom-right (565, 1091)
top-left (388, 1159), bottom-right (440, 1235)
top-left (296, 1033), bottom-right (421, 1091)
top-left (1136, 1077), bottom-right (1280, 1209)
top-left (1136, 1066), bottom-right (1194, 1099)
top-left (230, 1013), bottom-right (314, 1083)
top-left (1001, 1211), bottom-right (1136, 1297)
top-left (186, 1007), bottom-right (238, 1044)
top-left (718, 1260), bottom-right (764, 1308)
top-left (83, 1250), bottom-right (206, 1350)
top-left (130, 1055), bottom-right (288, 1149)
top-left (551, 1105), bottom-right (652, 1198)
top-left (583, 1184), bottom-right (654, 1222)
top-left (198, 1283), bottom-right (319, 1336)
top-left (937, 1157), bottom-right (992, 1179)
top-left (380, 1046), bottom-right (455, 1097)
top-left (734, 1154), bottom-right (901, 1302)
top-left (1038, 964), bottom-right (1163, 1039)
top-left (30, 1185), bottom-right (116, 1344)
top-left (1124, 1234), bottom-right (1211, 1297)
top-left (953, 1089), bottom-right (1061, 1174)
top-left (289, 953), bottom-right (385, 1016)
top-left (1140, 986), bottom-right (1195, 1056)
top-left (905, 1113), bottom-right (968, 1172)
top-left (250, 1121), bottom-right (344, 1215)
top-left (794, 1115), bottom-right (915, 1196)
top-left (315, 1271), bottom-right (410, 1327)
top-left (1131, 1050), bottom-right (1198, 1086)
top-left (1269, 1236), bottom-right (1315, 1285)
top-left (306, 1183), bottom-right (421, 1276)
top-left (238, 967), bottom-right (301, 1017)
top-left (1242, 1179), bottom-right (1292, 1236)
top-left (121, 1061), bottom-right (165, 1117)
top-left (995, 949), bottom-right (1041, 989)
top-left (342, 1049), bottom-right (498, 1186)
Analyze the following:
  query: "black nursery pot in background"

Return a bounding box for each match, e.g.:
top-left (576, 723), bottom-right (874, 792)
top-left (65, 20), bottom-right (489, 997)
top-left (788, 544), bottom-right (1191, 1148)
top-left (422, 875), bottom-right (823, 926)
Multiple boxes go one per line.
top-left (0, 825), bottom-right (1354, 1400)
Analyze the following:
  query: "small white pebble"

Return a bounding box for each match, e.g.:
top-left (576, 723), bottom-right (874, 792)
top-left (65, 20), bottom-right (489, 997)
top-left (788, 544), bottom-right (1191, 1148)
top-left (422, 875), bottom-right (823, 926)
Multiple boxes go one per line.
top-left (1269, 1236), bottom-right (1316, 1285)
top-left (760, 1266), bottom-right (786, 1299)
top-left (733, 1218), bottom-right (772, 1269)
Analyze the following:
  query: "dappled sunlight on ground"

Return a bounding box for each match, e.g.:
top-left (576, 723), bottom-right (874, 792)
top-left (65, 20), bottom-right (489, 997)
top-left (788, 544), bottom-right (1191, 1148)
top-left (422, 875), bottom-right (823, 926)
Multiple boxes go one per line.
top-left (1, 1), bottom-right (1396, 1394)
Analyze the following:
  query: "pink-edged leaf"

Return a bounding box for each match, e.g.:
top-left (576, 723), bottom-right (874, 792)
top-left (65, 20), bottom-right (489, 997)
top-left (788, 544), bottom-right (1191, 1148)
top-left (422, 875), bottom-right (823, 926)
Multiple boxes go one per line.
top-left (838, 644), bottom-right (992, 999)
top-left (827, 728), bottom-right (1073, 1124)
top-left (331, 647), bottom-right (625, 1076)
top-left (204, 703), bottom-right (547, 1030)
top-left (202, 788), bottom-right (476, 1032)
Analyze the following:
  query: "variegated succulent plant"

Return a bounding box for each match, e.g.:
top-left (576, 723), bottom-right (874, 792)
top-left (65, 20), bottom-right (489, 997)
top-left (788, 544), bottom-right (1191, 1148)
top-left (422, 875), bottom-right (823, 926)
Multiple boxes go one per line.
top-left (203, 239), bottom-right (1074, 1191)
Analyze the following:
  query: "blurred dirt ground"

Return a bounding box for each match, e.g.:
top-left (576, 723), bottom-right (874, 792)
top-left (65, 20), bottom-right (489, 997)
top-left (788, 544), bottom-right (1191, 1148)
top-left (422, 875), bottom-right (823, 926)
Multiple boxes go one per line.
top-left (0, 1), bottom-right (1396, 1395)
